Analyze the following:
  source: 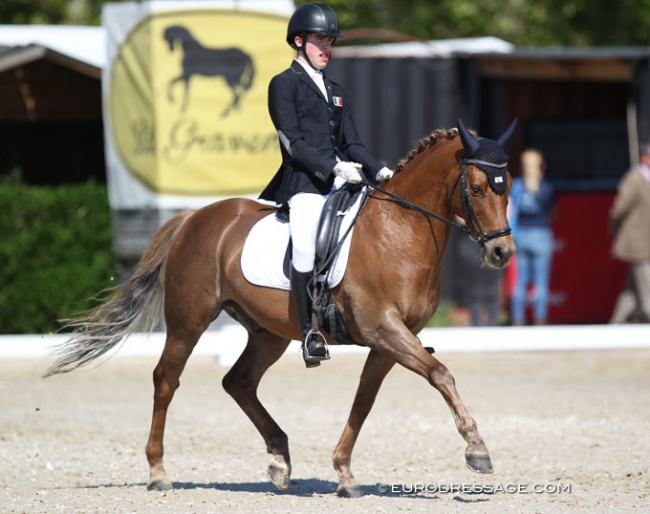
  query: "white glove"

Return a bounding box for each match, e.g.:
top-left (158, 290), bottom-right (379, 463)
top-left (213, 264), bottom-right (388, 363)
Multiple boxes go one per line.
top-left (333, 161), bottom-right (363, 184)
top-left (375, 166), bottom-right (394, 182)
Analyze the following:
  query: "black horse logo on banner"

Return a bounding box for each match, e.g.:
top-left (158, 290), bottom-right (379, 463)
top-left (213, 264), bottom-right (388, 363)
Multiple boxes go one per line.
top-left (164, 25), bottom-right (255, 117)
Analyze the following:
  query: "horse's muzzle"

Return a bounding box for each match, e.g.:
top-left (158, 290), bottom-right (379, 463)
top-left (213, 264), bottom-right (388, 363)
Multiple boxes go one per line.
top-left (482, 237), bottom-right (516, 269)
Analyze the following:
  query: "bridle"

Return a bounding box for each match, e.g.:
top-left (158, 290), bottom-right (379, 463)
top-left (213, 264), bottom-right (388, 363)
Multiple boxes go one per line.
top-left (364, 162), bottom-right (511, 246)
top-left (450, 161), bottom-right (512, 244)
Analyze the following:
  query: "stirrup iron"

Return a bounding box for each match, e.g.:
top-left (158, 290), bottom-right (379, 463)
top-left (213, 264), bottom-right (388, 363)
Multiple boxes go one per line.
top-left (302, 329), bottom-right (330, 368)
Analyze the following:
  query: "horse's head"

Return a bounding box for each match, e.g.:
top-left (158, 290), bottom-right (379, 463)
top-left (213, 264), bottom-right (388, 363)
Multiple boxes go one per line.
top-left (163, 26), bottom-right (192, 52)
top-left (452, 118), bottom-right (518, 269)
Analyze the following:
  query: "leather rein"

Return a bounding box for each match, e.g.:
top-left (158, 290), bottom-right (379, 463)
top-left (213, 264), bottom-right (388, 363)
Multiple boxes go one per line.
top-left (364, 163), bottom-right (512, 246)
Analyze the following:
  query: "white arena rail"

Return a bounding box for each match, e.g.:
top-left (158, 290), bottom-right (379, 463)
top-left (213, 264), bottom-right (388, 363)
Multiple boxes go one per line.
top-left (1, 324), bottom-right (649, 366)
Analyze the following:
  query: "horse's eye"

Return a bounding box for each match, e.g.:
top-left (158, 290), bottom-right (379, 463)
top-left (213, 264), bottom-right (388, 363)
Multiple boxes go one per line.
top-left (470, 185), bottom-right (484, 196)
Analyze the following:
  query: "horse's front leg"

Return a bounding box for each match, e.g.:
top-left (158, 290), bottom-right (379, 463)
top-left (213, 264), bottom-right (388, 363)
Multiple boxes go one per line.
top-left (181, 78), bottom-right (191, 112)
top-left (167, 75), bottom-right (184, 104)
top-left (222, 331), bottom-right (292, 490)
top-left (376, 322), bottom-right (493, 474)
top-left (333, 349), bottom-right (395, 498)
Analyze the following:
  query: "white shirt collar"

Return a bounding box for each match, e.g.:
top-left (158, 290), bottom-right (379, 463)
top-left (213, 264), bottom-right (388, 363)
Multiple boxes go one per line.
top-left (294, 58), bottom-right (321, 77)
top-left (294, 59), bottom-right (328, 99)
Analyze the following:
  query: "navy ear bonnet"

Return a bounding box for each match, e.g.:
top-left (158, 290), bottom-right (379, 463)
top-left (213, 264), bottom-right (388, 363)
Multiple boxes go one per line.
top-left (463, 137), bottom-right (510, 193)
top-left (457, 118), bottom-right (518, 194)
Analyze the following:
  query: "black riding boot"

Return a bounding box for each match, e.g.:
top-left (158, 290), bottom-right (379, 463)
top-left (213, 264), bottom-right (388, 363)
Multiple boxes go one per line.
top-left (291, 267), bottom-right (329, 368)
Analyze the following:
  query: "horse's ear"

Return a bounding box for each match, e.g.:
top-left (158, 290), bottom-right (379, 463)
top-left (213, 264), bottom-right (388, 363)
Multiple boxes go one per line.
top-left (497, 118), bottom-right (518, 150)
top-left (457, 118), bottom-right (480, 155)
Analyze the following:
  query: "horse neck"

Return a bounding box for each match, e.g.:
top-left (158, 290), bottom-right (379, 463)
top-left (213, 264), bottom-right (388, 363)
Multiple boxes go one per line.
top-left (383, 140), bottom-right (459, 225)
top-left (361, 139), bottom-right (460, 265)
top-left (181, 36), bottom-right (201, 51)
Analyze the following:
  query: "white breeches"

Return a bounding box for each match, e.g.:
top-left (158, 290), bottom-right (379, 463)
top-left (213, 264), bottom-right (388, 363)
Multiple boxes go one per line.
top-left (288, 192), bottom-right (327, 272)
top-left (288, 177), bottom-right (346, 272)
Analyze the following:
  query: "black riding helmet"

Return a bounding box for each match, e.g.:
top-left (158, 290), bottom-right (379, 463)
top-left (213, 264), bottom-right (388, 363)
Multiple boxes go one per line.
top-left (286, 3), bottom-right (343, 49)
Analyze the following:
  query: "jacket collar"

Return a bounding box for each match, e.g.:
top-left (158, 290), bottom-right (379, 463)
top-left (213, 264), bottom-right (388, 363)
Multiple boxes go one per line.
top-left (291, 60), bottom-right (330, 103)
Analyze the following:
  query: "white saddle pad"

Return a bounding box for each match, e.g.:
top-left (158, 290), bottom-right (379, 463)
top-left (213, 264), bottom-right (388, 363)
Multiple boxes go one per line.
top-left (241, 193), bottom-right (363, 290)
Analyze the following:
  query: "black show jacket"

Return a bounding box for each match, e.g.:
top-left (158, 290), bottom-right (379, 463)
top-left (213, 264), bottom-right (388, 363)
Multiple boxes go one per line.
top-left (259, 60), bottom-right (383, 205)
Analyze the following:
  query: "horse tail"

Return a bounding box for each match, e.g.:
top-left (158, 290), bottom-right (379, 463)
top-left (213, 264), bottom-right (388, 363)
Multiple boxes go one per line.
top-left (44, 210), bottom-right (195, 377)
top-left (240, 54), bottom-right (255, 91)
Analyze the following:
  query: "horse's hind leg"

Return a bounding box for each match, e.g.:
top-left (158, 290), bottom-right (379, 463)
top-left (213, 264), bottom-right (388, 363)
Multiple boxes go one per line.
top-left (145, 342), bottom-right (188, 490)
top-left (221, 82), bottom-right (241, 117)
top-left (221, 95), bottom-right (237, 117)
top-left (145, 323), bottom-right (209, 491)
top-left (222, 330), bottom-right (291, 490)
top-left (333, 349), bottom-right (395, 498)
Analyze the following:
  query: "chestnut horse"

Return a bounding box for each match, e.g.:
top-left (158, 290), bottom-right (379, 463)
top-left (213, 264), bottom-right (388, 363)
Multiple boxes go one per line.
top-left (46, 120), bottom-right (517, 498)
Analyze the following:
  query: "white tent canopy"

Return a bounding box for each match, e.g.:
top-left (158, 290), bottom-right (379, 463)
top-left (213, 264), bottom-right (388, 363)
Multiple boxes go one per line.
top-left (0, 24), bottom-right (514, 70)
top-left (0, 25), bottom-right (105, 68)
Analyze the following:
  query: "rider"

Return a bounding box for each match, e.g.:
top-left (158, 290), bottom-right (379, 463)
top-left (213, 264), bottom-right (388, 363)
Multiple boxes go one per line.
top-left (259, 3), bottom-right (393, 367)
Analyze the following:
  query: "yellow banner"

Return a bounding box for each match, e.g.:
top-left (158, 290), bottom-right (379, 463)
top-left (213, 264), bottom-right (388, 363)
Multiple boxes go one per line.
top-left (109, 9), bottom-right (291, 195)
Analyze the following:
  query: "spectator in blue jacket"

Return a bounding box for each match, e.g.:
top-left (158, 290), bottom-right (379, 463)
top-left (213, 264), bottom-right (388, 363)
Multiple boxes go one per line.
top-left (509, 149), bottom-right (556, 325)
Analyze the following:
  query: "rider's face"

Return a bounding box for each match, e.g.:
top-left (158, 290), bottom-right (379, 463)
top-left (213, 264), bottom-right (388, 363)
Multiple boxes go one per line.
top-left (296, 33), bottom-right (334, 70)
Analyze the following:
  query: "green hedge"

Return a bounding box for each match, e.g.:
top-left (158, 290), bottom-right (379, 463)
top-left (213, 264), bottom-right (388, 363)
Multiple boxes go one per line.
top-left (0, 173), bottom-right (115, 334)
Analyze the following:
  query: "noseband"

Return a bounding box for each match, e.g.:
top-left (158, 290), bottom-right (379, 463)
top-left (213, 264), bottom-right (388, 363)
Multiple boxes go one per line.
top-left (449, 163), bottom-right (512, 245)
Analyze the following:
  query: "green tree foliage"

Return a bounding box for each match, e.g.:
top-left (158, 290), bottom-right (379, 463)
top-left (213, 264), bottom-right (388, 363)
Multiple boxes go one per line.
top-left (0, 0), bottom-right (68, 24)
top-left (0, 0), bottom-right (130, 25)
top-left (0, 173), bottom-right (115, 334)
top-left (4, 0), bottom-right (650, 46)
top-left (296, 0), bottom-right (650, 47)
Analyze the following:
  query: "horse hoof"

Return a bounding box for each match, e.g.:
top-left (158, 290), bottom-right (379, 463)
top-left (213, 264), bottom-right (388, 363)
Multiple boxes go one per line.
top-left (466, 453), bottom-right (493, 474)
top-left (336, 484), bottom-right (364, 498)
top-left (267, 460), bottom-right (291, 491)
top-left (147, 479), bottom-right (173, 491)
